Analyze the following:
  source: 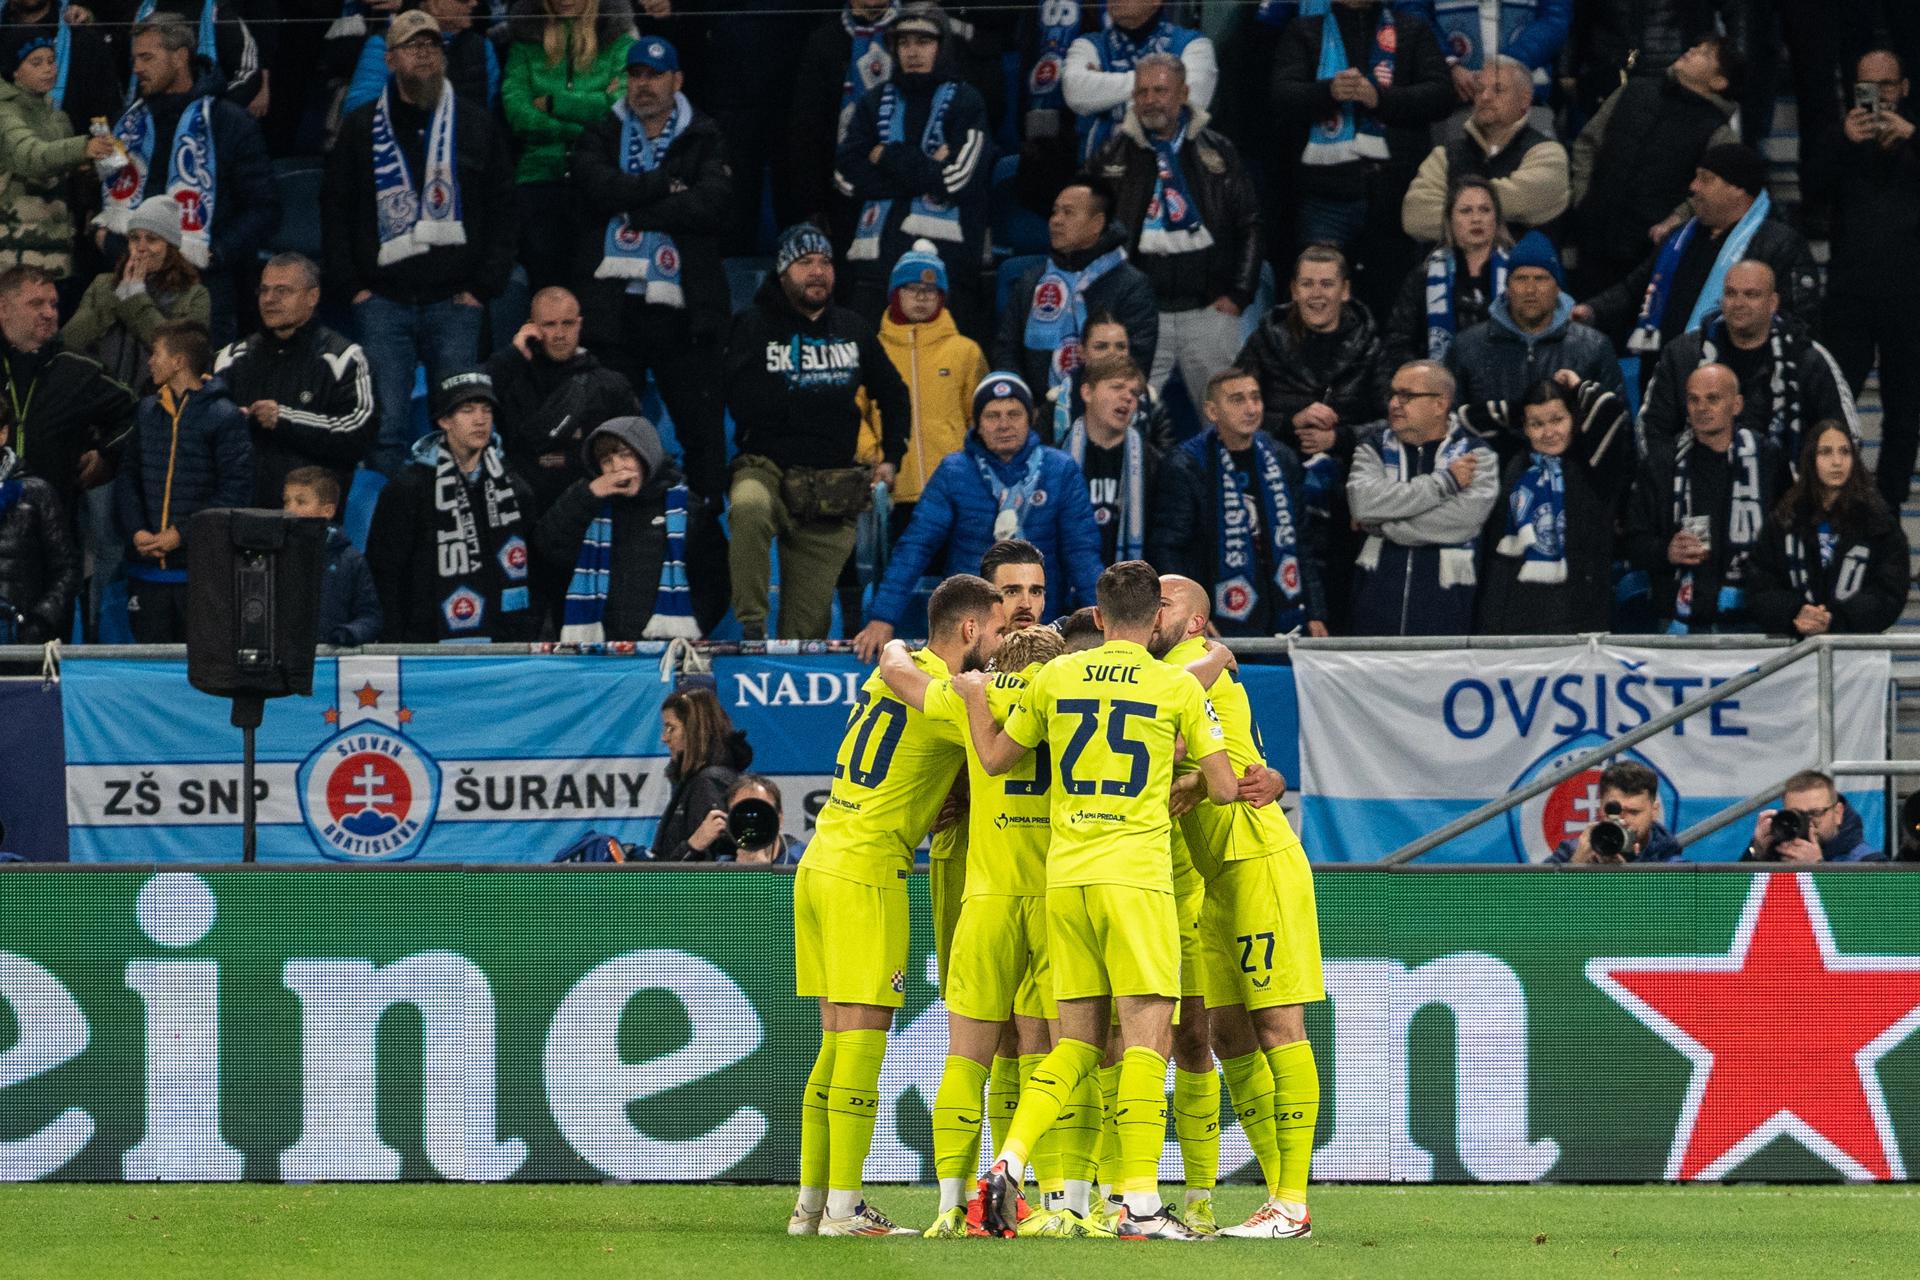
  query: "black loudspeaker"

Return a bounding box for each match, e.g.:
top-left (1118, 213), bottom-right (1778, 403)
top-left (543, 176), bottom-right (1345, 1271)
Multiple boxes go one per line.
top-left (186, 508), bottom-right (327, 700)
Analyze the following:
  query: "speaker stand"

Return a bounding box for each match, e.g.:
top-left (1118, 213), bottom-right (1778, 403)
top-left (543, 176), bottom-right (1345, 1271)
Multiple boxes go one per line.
top-left (231, 694), bottom-right (265, 863)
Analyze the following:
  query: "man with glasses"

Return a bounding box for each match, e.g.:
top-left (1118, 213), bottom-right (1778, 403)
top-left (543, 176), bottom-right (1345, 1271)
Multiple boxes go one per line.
top-left (324, 8), bottom-right (515, 477)
top-left (1743, 769), bottom-right (1885, 863)
top-left (1346, 359), bottom-right (1496, 636)
top-left (215, 253), bottom-right (376, 509)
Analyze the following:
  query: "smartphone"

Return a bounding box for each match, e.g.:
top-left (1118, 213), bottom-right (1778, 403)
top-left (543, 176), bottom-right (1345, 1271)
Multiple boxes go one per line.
top-left (1857, 82), bottom-right (1883, 113)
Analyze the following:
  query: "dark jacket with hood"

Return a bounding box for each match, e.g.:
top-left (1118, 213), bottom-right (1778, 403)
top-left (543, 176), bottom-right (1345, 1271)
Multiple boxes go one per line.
top-left (1746, 494), bottom-right (1911, 638)
top-left (120, 60), bottom-right (280, 278)
top-left (1803, 101), bottom-right (1920, 303)
top-left (317, 526), bottom-right (382, 647)
top-left (1235, 300), bottom-right (1388, 454)
top-left (1385, 249), bottom-right (1498, 370)
top-left (992, 219), bottom-right (1159, 428)
top-left (725, 273), bottom-right (911, 471)
top-left (1090, 103), bottom-right (1263, 312)
top-left (1571, 68), bottom-right (1735, 269)
top-left (1584, 214), bottom-right (1822, 350)
top-left (112, 375), bottom-right (254, 570)
top-left (325, 76), bottom-right (518, 304)
top-left (788, 5), bottom-right (894, 227)
top-left (0, 448), bottom-right (78, 642)
top-left (1637, 312), bottom-right (1855, 457)
top-left (531, 415), bottom-right (728, 638)
top-left (1548, 819), bottom-right (1683, 863)
top-left (1741, 802), bottom-right (1885, 863)
top-left (214, 321), bottom-right (377, 509)
top-left (652, 728), bottom-right (753, 861)
top-left (1447, 293), bottom-right (1626, 458)
top-left (835, 48), bottom-right (993, 284)
top-left (0, 334), bottom-right (137, 521)
top-left (570, 95), bottom-right (734, 341)
top-left (486, 341), bottom-right (640, 515)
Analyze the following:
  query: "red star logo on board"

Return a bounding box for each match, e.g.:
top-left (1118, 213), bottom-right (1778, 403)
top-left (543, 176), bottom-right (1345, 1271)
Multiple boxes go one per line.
top-left (323, 707), bottom-right (339, 725)
top-left (396, 708), bottom-right (414, 725)
top-left (1589, 874), bottom-right (1920, 1180)
top-left (355, 682), bottom-right (383, 709)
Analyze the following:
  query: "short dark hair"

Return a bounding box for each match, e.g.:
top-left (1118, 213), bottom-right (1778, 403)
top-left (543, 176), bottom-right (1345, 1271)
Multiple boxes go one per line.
top-left (0, 264), bottom-right (55, 300)
top-left (1204, 365), bottom-right (1259, 406)
top-left (1095, 560), bottom-right (1161, 628)
top-left (1599, 761), bottom-right (1659, 801)
top-left (1782, 769), bottom-right (1838, 801)
top-left (262, 252), bottom-right (321, 290)
top-left (130, 11), bottom-right (195, 51)
top-left (152, 319), bottom-right (212, 377)
top-left (1702, 35), bottom-right (1745, 100)
top-left (729, 772), bottom-right (782, 810)
top-left (283, 466), bottom-right (341, 508)
top-left (928, 573), bottom-right (1001, 636)
top-left (1063, 172), bottom-right (1116, 223)
top-left (980, 539), bottom-right (1043, 583)
top-left (1056, 606), bottom-right (1102, 649)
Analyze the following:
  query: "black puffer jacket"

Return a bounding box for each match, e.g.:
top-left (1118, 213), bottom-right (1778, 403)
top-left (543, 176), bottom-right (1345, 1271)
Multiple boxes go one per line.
top-left (1234, 300), bottom-right (1388, 454)
top-left (1, 337), bottom-right (137, 522)
top-left (1746, 501), bottom-right (1912, 637)
top-left (1090, 104), bottom-right (1263, 312)
top-left (0, 456), bottom-right (79, 642)
top-left (1385, 250), bottom-right (1497, 370)
top-left (652, 729), bottom-right (754, 861)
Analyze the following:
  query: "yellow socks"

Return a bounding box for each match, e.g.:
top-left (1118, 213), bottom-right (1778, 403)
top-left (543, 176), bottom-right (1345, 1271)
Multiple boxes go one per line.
top-left (1095, 1061), bottom-right (1122, 1191)
top-left (797, 1031), bottom-right (837, 1212)
top-left (1021, 1053), bottom-right (1066, 1199)
top-left (986, 1054), bottom-right (1022, 1155)
top-left (1114, 1046), bottom-right (1169, 1213)
top-left (1172, 1067), bottom-right (1220, 1197)
top-left (1220, 1050), bottom-right (1282, 1196)
top-left (1265, 1040), bottom-right (1320, 1205)
top-left (825, 1029), bottom-right (887, 1216)
top-left (930, 1055), bottom-right (989, 1212)
top-left (996, 1038), bottom-right (1102, 1178)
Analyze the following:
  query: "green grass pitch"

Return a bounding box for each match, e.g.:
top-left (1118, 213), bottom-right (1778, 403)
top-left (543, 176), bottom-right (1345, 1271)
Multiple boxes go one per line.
top-left (4, 1183), bottom-right (1915, 1278)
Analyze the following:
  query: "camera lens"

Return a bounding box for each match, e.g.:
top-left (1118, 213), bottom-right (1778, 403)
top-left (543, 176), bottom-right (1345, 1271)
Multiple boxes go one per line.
top-left (1770, 809), bottom-right (1808, 845)
top-left (728, 799), bottom-right (779, 849)
top-left (1590, 819), bottom-right (1628, 859)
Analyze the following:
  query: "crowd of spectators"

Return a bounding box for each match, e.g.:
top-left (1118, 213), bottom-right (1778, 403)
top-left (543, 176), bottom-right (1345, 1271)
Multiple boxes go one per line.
top-left (1, 0), bottom-right (1918, 648)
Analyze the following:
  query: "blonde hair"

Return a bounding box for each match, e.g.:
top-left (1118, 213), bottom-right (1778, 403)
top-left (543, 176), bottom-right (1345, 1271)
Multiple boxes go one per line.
top-left (994, 626), bottom-right (1065, 672)
top-left (543, 0), bottom-right (602, 72)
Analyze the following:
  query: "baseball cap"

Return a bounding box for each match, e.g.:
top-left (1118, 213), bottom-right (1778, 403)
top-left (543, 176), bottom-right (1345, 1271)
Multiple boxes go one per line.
top-left (387, 9), bottom-right (442, 48)
top-left (627, 37), bottom-right (679, 72)
top-left (433, 369), bottom-right (498, 419)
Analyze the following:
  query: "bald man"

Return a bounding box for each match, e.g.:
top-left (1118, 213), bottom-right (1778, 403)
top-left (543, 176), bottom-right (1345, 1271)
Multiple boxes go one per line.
top-left (1637, 260), bottom-right (1856, 454)
top-left (1625, 363), bottom-right (1789, 633)
top-left (487, 286), bottom-right (641, 517)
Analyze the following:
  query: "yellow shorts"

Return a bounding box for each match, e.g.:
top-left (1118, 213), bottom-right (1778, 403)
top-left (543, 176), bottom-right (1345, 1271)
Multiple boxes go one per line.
top-left (794, 864), bottom-right (909, 1007)
top-left (1047, 883), bottom-right (1180, 1001)
top-left (930, 844), bottom-right (968, 992)
top-left (1177, 878), bottom-right (1206, 1000)
top-left (1200, 844), bottom-right (1325, 1011)
top-left (945, 893), bottom-right (1055, 1023)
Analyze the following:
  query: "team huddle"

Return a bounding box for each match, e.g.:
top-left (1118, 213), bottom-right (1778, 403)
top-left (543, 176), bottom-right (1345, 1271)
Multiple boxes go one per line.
top-left (788, 542), bottom-right (1324, 1241)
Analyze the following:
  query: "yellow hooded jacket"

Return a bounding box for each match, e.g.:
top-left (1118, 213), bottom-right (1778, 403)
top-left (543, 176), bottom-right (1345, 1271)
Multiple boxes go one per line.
top-left (856, 306), bottom-right (988, 504)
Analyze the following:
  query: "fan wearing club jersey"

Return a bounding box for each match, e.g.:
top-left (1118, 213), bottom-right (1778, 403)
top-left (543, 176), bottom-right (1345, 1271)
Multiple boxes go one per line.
top-left (789, 573), bottom-right (1006, 1239)
top-left (1153, 573), bottom-right (1325, 1239)
top-left (956, 559), bottom-right (1238, 1241)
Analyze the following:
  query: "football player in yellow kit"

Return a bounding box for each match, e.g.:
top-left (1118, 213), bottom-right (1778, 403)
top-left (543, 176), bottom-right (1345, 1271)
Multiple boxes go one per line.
top-left (789, 575), bottom-right (1005, 1237)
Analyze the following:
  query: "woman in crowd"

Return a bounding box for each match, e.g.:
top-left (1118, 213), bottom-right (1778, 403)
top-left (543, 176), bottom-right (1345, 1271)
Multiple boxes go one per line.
top-left (61, 203), bottom-right (210, 392)
top-left (1385, 177), bottom-right (1511, 369)
top-left (651, 685), bottom-right (754, 861)
top-left (502, 0), bottom-right (635, 292)
top-left (1477, 373), bottom-right (1634, 635)
top-left (1748, 421), bottom-right (1911, 638)
top-left (0, 38), bottom-right (116, 278)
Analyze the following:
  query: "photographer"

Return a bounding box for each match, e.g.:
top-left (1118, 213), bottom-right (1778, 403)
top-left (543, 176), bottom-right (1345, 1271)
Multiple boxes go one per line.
top-left (650, 687), bottom-right (754, 861)
top-left (1742, 769), bottom-right (1885, 863)
top-left (713, 774), bottom-right (808, 867)
top-left (1546, 762), bottom-right (1682, 864)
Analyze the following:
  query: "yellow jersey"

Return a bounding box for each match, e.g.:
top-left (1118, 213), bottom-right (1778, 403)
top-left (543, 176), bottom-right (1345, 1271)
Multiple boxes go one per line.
top-left (924, 663), bottom-right (1050, 899)
top-left (1164, 635), bottom-right (1301, 880)
top-left (806, 648), bottom-right (965, 888)
top-left (1003, 638), bottom-right (1225, 891)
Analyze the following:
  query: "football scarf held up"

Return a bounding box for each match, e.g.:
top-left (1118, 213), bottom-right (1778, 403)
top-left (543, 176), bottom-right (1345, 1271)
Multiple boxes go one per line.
top-left (422, 432), bottom-right (528, 638)
top-left (595, 94), bottom-right (689, 308)
top-left (848, 80), bottom-right (961, 261)
top-left (100, 94), bottom-right (218, 269)
top-left (372, 78), bottom-right (464, 267)
top-left (1023, 245), bottom-right (1126, 440)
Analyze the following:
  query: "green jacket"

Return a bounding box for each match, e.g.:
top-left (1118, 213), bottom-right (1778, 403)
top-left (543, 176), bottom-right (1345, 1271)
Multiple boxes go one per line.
top-left (61, 272), bottom-right (212, 390)
top-left (500, 0), bottom-right (635, 185)
top-left (0, 78), bottom-right (91, 278)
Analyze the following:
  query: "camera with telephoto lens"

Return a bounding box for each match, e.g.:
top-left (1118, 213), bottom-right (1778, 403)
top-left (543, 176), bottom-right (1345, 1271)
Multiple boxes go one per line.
top-left (728, 798), bottom-right (780, 851)
top-left (1589, 801), bottom-right (1632, 859)
top-left (1770, 807), bottom-right (1809, 846)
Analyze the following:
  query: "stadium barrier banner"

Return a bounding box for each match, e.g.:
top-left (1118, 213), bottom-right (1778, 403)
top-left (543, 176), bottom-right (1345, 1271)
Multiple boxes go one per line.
top-left (2, 867), bottom-right (1916, 1184)
top-left (1294, 645), bottom-right (1891, 863)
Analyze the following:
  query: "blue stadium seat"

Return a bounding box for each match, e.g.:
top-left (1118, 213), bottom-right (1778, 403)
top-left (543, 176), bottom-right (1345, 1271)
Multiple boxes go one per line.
top-left (268, 160), bottom-right (324, 260)
top-left (995, 252), bottom-right (1045, 318)
top-left (343, 467), bottom-right (388, 551)
top-left (725, 257), bottom-right (771, 314)
top-left (989, 154), bottom-right (1050, 258)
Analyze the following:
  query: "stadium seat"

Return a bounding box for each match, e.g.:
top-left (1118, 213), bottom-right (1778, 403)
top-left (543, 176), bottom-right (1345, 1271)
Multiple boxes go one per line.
top-left (725, 257), bottom-right (772, 314)
top-left (988, 155), bottom-right (1049, 258)
top-left (342, 467), bottom-right (387, 551)
top-left (994, 252), bottom-right (1045, 319)
top-left (268, 160), bottom-right (325, 260)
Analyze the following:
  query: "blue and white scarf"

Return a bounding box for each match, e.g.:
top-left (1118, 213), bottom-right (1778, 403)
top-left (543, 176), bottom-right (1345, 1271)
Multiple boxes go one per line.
top-left (1301, 0), bottom-right (1392, 167)
top-left (973, 439), bottom-right (1047, 542)
top-left (1137, 111), bottom-right (1212, 256)
top-left (1191, 432), bottom-right (1303, 628)
top-left (3, 0), bottom-right (72, 107)
top-left (1668, 428), bottom-right (1764, 632)
top-left (1023, 245), bottom-right (1126, 440)
top-left (1064, 417), bottom-right (1145, 562)
top-left (595, 94), bottom-right (689, 308)
top-left (838, 4), bottom-right (897, 141)
top-left (1424, 244), bottom-right (1508, 360)
top-left (849, 80), bottom-right (961, 261)
top-left (560, 484), bottom-right (698, 642)
top-left (371, 77), bottom-right (464, 266)
top-left (1628, 190), bottom-right (1772, 354)
top-left (100, 93), bottom-right (217, 269)
top-left (326, 0), bottom-right (366, 39)
top-left (127, 0), bottom-right (218, 100)
top-left (1496, 453), bottom-right (1566, 584)
top-left (1077, 13), bottom-right (1190, 160)
top-left (1357, 423), bottom-right (1480, 587)
top-left (1026, 0), bottom-right (1079, 126)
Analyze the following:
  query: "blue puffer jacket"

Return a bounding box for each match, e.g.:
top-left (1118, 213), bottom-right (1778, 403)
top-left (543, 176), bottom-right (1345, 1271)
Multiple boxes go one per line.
top-left (112, 375), bottom-right (253, 578)
top-left (867, 431), bottom-right (1103, 627)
